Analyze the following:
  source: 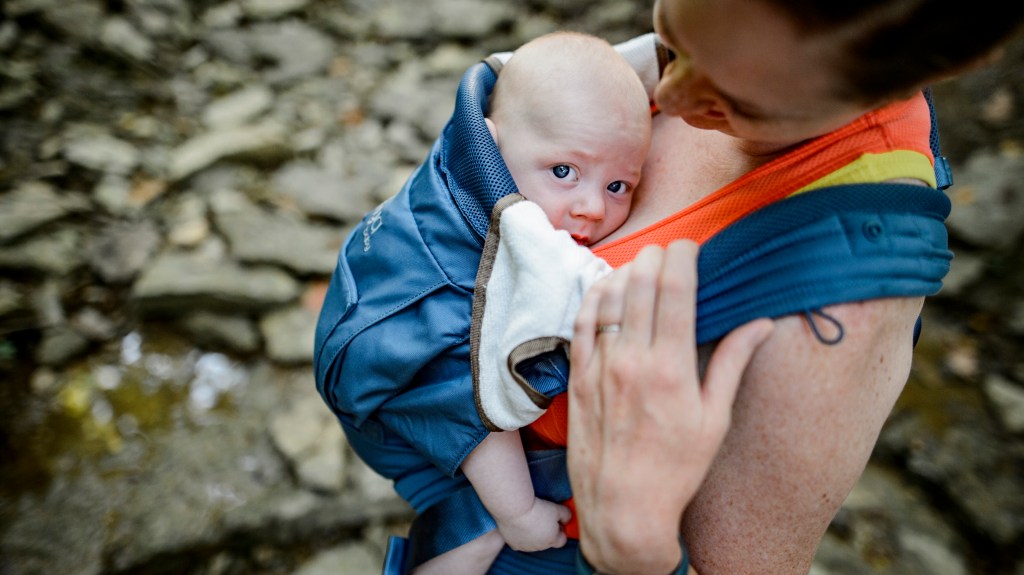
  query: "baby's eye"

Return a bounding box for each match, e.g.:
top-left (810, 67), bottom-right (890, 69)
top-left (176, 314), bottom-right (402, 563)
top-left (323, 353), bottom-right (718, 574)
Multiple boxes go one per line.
top-left (607, 181), bottom-right (628, 194)
top-left (552, 164), bottom-right (578, 180)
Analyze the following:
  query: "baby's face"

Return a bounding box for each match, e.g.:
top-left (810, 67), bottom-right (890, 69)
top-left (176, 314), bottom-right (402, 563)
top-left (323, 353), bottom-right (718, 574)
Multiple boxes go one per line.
top-left (497, 90), bottom-right (650, 246)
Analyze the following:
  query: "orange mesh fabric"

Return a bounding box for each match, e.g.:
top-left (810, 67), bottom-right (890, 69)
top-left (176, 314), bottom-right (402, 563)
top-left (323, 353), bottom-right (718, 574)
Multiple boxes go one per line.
top-left (593, 94), bottom-right (933, 269)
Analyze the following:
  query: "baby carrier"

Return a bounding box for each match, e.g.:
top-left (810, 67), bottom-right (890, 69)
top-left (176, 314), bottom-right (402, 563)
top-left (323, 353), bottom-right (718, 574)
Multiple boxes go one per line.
top-left (314, 34), bottom-right (953, 574)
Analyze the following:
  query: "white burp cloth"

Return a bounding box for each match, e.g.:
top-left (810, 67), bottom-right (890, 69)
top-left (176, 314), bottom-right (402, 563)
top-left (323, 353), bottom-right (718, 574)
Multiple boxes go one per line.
top-left (471, 194), bottom-right (612, 431)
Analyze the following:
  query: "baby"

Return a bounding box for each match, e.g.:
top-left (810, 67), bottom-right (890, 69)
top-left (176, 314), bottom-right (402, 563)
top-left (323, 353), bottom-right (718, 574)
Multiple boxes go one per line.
top-left (415, 31), bottom-right (652, 575)
top-left (313, 29), bottom-right (652, 575)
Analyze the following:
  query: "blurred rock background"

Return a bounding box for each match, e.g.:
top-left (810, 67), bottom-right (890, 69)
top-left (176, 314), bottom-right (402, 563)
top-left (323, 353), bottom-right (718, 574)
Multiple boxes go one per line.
top-left (0, 1), bottom-right (1021, 573)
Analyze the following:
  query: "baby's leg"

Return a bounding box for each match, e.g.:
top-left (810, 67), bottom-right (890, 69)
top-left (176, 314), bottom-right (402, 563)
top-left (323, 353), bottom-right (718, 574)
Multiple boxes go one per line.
top-left (411, 529), bottom-right (504, 575)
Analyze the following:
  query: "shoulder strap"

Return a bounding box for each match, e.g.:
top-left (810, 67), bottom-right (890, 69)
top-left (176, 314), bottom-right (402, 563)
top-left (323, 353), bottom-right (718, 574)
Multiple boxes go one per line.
top-left (695, 182), bottom-right (952, 345)
top-left (440, 62), bottom-right (516, 241)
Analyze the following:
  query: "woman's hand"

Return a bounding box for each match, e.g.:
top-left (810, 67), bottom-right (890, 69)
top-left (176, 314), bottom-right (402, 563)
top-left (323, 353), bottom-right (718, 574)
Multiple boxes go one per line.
top-left (567, 241), bottom-right (773, 575)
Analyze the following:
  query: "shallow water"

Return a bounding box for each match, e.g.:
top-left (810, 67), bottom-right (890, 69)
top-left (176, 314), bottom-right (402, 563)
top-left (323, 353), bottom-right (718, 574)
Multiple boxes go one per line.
top-left (3, 329), bottom-right (249, 498)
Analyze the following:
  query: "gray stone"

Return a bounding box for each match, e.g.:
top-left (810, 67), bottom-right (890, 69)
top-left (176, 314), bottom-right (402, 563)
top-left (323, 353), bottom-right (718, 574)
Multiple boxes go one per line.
top-left (201, 2), bottom-right (243, 29)
top-left (29, 279), bottom-right (65, 327)
top-left (63, 130), bottom-right (141, 175)
top-left (424, 43), bottom-right (484, 77)
top-left (178, 311), bottom-right (261, 354)
top-left (0, 22), bottom-right (18, 52)
top-left (168, 121), bottom-right (290, 181)
top-left (946, 149), bottom-right (1024, 250)
top-left (99, 17), bottom-right (155, 62)
top-left (0, 228), bottom-right (85, 275)
top-left (374, 0), bottom-right (513, 40)
top-left (35, 324), bottom-right (92, 365)
top-left (3, 0), bottom-right (62, 17)
top-left (127, 0), bottom-right (193, 40)
top-left (897, 420), bottom-right (1024, 545)
top-left (163, 194), bottom-right (211, 248)
top-left (259, 305), bottom-right (316, 364)
top-left (202, 85), bottom-right (274, 129)
top-left (0, 280), bottom-right (24, 317)
top-left (935, 250), bottom-right (985, 297)
top-left (240, 0), bottom-right (309, 20)
top-left (1010, 302), bottom-right (1024, 336)
top-left (0, 468), bottom-right (115, 575)
top-left (293, 542), bottom-right (380, 575)
top-left (105, 421), bottom-right (289, 571)
top-left (0, 60), bottom-right (37, 111)
top-left (814, 465), bottom-right (968, 575)
top-left (204, 20), bottom-right (334, 86)
top-left (39, 0), bottom-right (103, 42)
top-left (86, 220), bottom-right (162, 284)
top-left (984, 375), bottom-right (1024, 433)
top-left (369, 61), bottom-right (457, 138)
top-left (92, 174), bottom-right (135, 215)
top-left (0, 182), bottom-right (90, 243)
top-left (70, 307), bottom-right (118, 342)
top-left (131, 249), bottom-right (300, 313)
top-left (252, 22), bottom-right (334, 84)
top-left (215, 203), bottom-right (346, 275)
top-left (271, 160), bottom-right (375, 222)
top-left (269, 392), bottom-right (346, 492)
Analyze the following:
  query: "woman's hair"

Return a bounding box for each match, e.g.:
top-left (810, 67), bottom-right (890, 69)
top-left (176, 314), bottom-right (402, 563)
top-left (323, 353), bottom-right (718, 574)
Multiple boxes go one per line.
top-left (766, 0), bottom-right (1024, 105)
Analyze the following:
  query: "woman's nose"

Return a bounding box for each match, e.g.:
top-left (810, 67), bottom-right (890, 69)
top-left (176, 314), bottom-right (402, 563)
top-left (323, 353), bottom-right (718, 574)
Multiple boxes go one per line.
top-left (656, 62), bottom-right (725, 118)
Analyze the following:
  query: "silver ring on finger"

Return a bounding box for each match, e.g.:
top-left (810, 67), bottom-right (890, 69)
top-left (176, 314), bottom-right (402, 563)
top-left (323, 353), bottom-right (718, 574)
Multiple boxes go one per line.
top-left (596, 323), bottom-right (622, 335)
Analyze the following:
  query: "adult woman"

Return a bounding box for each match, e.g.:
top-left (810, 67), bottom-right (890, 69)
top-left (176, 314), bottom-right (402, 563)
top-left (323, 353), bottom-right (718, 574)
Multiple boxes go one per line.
top-left (567, 1), bottom-right (1024, 574)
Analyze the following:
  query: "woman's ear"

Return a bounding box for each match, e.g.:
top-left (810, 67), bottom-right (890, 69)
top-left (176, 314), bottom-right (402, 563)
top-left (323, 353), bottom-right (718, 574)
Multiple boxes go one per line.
top-left (485, 117), bottom-right (499, 145)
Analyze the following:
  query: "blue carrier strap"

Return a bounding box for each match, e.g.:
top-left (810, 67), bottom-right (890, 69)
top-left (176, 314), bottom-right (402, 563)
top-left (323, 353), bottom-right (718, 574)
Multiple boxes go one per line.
top-left (442, 61), bottom-right (518, 241)
top-left (694, 182), bottom-right (952, 345)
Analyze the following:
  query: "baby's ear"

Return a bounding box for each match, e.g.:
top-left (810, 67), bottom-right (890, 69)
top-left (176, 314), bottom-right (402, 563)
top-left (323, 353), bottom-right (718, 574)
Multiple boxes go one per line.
top-left (485, 117), bottom-right (499, 145)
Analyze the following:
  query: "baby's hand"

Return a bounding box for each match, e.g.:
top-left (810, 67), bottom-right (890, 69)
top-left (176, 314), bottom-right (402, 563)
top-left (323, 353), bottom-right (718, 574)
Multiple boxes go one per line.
top-left (495, 497), bottom-right (571, 552)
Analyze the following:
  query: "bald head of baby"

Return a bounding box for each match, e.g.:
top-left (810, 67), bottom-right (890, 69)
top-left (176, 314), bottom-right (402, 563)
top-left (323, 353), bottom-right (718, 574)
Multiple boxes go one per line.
top-left (488, 32), bottom-right (652, 154)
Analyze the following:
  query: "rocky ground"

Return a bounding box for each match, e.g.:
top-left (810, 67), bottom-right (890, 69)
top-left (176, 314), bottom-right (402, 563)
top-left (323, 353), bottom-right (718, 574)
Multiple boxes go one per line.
top-left (0, 1), bottom-right (1022, 574)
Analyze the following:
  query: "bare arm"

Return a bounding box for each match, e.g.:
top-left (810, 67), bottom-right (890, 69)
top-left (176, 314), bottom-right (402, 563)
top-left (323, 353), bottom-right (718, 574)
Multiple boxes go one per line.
top-left (683, 296), bottom-right (923, 574)
top-left (461, 430), bottom-right (571, 551)
top-left (565, 239), bottom-right (920, 574)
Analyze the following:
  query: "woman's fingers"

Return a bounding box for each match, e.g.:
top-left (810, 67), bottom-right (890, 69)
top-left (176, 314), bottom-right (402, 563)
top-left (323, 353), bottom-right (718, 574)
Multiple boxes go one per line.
top-left (620, 246), bottom-right (665, 345)
top-left (596, 262), bottom-right (629, 331)
top-left (571, 276), bottom-right (601, 370)
top-left (568, 241), bottom-right (777, 575)
top-left (653, 240), bottom-right (699, 353)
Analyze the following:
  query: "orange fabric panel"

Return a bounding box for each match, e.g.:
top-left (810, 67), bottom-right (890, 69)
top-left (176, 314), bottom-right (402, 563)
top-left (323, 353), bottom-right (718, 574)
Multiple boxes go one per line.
top-left (592, 95), bottom-right (933, 269)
